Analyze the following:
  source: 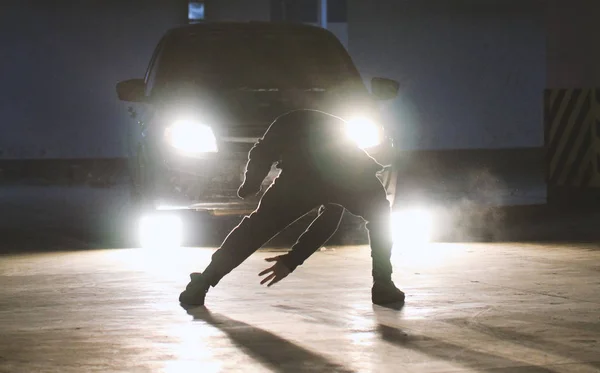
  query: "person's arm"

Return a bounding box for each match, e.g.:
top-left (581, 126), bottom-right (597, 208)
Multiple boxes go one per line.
top-left (238, 117), bottom-right (285, 198)
top-left (258, 204), bottom-right (345, 287)
top-left (366, 135), bottom-right (396, 168)
top-left (279, 204), bottom-right (345, 272)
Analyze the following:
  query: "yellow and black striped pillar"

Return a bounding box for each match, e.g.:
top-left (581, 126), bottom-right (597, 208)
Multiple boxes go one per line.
top-left (544, 88), bottom-right (600, 188)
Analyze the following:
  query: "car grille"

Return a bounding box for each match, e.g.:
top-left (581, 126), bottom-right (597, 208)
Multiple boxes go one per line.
top-left (168, 158), bottom-right (244, 193)
top-left (165, 156), bottom-right (281, 202)
top-left (162, 125), bottom-right (275, 201)
top-left (217, 140), bottom-right (254, 154)
top-left (215, 125), bottom-right (267, 154)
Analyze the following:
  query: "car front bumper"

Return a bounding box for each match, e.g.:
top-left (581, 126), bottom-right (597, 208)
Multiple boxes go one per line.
top-left (150, 137), bottom-right (398, 215)
top-left (149, 149), bottom-right (275, 215)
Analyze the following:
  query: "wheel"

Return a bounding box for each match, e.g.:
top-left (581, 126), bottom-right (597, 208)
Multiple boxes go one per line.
top-left (129, 146), bottom-right (155, 213)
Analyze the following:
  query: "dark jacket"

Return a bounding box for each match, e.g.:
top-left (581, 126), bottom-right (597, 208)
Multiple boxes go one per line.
top-left (239, 109), bottom-right (384, 197)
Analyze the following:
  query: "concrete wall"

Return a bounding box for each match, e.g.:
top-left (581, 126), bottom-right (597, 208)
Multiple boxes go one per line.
top-left (348, 0), bottom-right (546, 150)
top-left (204, 0), bottom-right (349, 48)
top-left (3, 1), bottom-right (600, 159)
top-left (0, 1), bottom-right (186, 159)
top-left (545, 0), bottom-right (600, 88)
top-left (204, 0), bottom-right (271, 21)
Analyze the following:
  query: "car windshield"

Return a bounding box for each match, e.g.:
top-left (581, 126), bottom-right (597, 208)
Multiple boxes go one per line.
top-left (153, 28), bottom-right (359, 91)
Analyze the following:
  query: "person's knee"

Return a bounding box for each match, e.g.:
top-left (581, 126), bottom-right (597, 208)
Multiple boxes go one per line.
top-left (363, 197), bottom-right (391, 223)
top-left (322, 203), bottom-right (344, 217)
top-left (217, 213), bottom-right (277, 257)
top-left (324, 203), bottom-right (345, 214)
top-left (365, 201), bottom-right (392, 235)
top-left (366, 216), bottom-right (391, 235)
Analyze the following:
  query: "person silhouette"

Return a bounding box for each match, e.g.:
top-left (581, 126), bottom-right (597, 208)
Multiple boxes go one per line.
top-left (179, 109), bottom-right (404, 306)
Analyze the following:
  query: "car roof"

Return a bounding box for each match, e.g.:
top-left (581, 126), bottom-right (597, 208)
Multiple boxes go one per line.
top-left (165, 21), bottom-right (333, 39)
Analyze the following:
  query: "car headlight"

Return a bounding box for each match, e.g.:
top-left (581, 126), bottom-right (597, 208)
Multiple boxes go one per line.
top-left (345, 117), bottom-right (382, 149)
top-left (164, 119), bottom-right (218, 154)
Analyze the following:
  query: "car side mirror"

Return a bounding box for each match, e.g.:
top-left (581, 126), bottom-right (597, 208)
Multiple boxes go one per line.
top-left (116, 79), bottom-right (147, 102)
top-left (371, 77), bottom-right (400, 101)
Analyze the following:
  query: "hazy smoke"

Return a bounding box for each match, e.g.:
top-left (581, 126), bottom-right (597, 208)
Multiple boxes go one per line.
top-left (448, 167), bottom-right (508, 242)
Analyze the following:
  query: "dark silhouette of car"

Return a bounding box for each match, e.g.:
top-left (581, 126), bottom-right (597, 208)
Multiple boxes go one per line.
top-left (116, 21), bottom-right (400, 217)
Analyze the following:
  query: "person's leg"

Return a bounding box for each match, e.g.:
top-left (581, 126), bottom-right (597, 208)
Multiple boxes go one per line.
top-left (202, 192), bottom-right (310, 287)
top-left (331, 177), bottom-right (404, 304)
top-left (281, 203), bottom-right (345, 272)
top-left (179, 178), bottom-right (319, 305)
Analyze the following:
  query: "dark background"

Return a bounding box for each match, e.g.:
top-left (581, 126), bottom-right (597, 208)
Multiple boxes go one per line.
top-left (1, 0), bottom-right (599, 252)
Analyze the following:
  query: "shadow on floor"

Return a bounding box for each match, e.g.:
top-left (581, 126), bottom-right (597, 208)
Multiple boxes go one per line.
top-left (373, 310), bottom-right (559, 373)
top-left (442, 318), bottom-right (600, 371)
top-left (185, 307), bottom-right (357, 373)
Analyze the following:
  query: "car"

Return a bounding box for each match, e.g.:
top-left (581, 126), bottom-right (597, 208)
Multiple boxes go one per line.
top-left (115, 21), bottom-right (400, 246)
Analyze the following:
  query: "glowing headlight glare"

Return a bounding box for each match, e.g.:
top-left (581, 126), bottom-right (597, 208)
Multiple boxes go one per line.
top-left (139, 214), bottom-right (183, 249)
top-left (165, 120), bottom-right (218, 154)
top-left (391, 208), bottom-right (434, 244)
top-left (345, 117), bottom-right (382, 149)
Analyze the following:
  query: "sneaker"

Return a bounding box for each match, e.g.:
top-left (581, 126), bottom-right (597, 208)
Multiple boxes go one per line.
top-left (372, 281), bottom-right (405, 305)
top-left (179, 272), bottom-right (210, 306)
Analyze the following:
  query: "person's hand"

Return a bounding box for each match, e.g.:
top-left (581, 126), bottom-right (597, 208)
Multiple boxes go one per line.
top-left (237, 183), bottom-right (261, 199)
top-left (258, 255), bottom-right (291, 287)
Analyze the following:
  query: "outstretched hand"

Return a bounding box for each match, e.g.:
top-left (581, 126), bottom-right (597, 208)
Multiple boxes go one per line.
top-left (237, 183), bottom-right (261, 199)
top-left (237, 183), bottom-right (260, 199)
top-left (258, 255), bottom-right (291, 287)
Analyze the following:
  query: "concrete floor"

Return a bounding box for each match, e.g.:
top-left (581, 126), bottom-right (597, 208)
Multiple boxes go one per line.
top-left (1, 243), bottom-right (599, 373)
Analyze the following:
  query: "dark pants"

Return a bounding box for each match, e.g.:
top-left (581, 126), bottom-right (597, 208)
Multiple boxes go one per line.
top-left (202, 172), bottom-right (394, 286)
